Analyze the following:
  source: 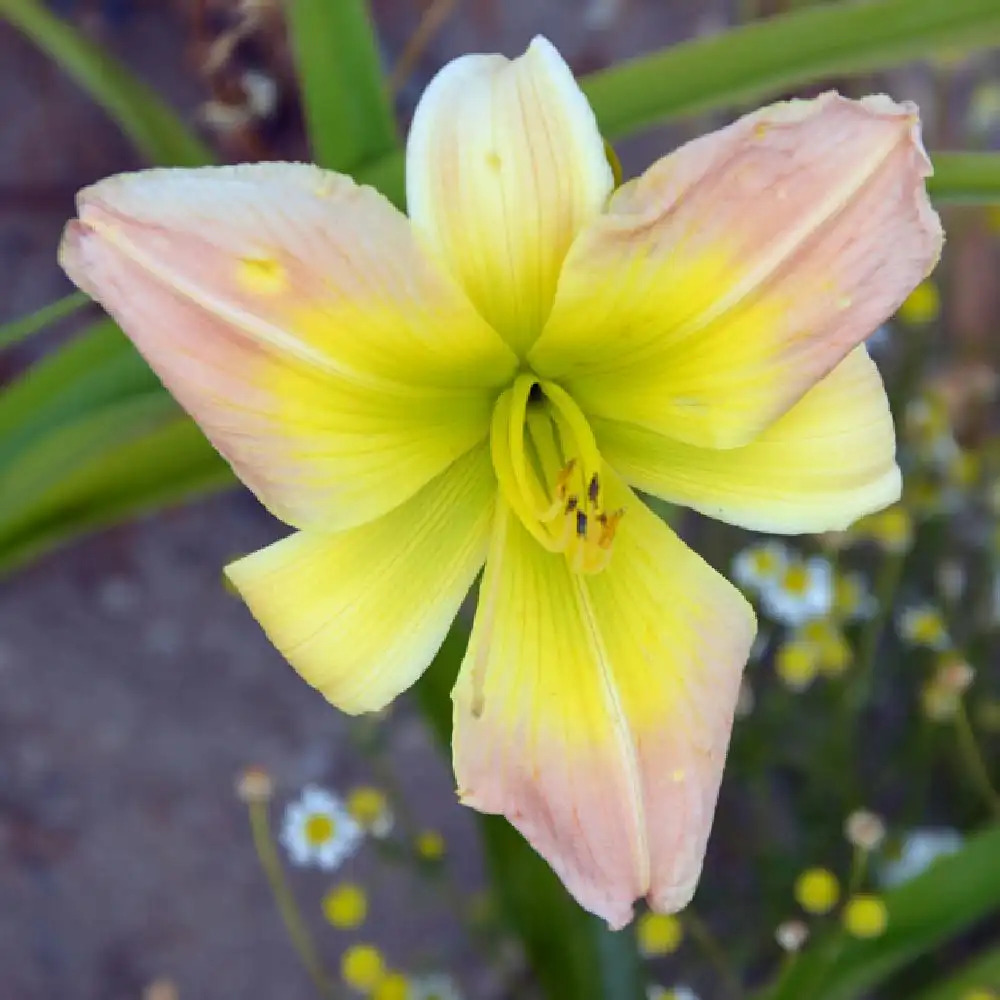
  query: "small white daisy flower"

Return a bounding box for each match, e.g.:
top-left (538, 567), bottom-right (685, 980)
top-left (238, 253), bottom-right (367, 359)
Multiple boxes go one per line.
top-left (879, 827), bottom-right (964, 888)
top-left (280, 786), bottom-right (363, 870)
top-left (411, 973), bottom-right (463, 1000)
top-left (844, 810), bottom-right (886, 852)
top-left (732, 540), bottom-right (789, 594)
top-left (760, 556), bottom-right (833, 626)
top-left (897, 604), bottom-right (950, 650)
top-left (775, 919), bottom-right (809, 953)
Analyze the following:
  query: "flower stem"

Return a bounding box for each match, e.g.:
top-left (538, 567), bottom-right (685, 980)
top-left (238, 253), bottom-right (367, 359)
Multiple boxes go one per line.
top-left (847, 845), bottom-right (869, 895)
top-left (851, 550), bottom-right (906, 711)
top-left (683, 912), bottom-right (743, 1000)
top-left (954, 701), bottom-right (1000, 819)
top-left (387, 0), bottom-right (459, 95)
top-left (246, 799), bottom-right (339, 999)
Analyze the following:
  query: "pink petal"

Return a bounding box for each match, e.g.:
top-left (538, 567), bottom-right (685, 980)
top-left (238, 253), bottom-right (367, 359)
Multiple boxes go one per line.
top-left (60, 164), bottom-right (514, 530)
top-left (530, 93), bottom-right (943, 449)
top-left (452, 474), bottom-right (755, 926)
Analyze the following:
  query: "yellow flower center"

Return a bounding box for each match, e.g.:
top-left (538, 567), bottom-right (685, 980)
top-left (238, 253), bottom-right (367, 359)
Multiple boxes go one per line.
top-left (782, 564), bottom-right (811, 596)
top-left (304, 813), bottom-right (335, 846)
top-left (751, 549), bottom-right (778, 575)
top-left (491, 373), bottom-right (623, 574)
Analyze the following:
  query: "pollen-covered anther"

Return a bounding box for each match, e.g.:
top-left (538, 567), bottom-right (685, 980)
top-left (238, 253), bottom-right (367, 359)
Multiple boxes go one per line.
top-left (556, 466), bottom-right (625, 573)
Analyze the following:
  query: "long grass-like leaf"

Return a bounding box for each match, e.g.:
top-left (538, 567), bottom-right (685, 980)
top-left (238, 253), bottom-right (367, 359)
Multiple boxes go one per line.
top-left (585, 0), bottom-right (1000, 141)
top-left (910, 947), bottom-right (1000, 1000)
top-left (0, 393), bottom-right (231, 575)
top-left (0, 0), bottom-right (213, 166)
top-left (0, 292), bottom-right (90, 352)
top-left (929, 152), bottom-right (1000, 204)
top-left (286, 0), bottom-right (397, 171)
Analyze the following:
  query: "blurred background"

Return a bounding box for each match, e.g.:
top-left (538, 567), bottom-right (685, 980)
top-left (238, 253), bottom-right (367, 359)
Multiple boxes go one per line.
top-left (1, 2), bottom-right (999, 999)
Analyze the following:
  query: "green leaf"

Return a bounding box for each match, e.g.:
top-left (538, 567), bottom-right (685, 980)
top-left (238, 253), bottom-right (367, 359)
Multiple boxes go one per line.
top-left (415, 626), bottom-right (645, 1000)
top-left (929, 152), bottom-right (1000, 204)
top-left (0, 291), bottom-right (90, 352)
top-left (0, 320), bottom-right (157, 465)
top-left (286, 0), bottom-right (397, 172)
top-left (0, 391), bottom-right (231, 575)
top-left (910, 946), bottom-right (1000, 1000)
top-left (584, 0), bottom-right (1000, 141)
top-left (0, 0), bottom-right (214, 167)
top-left (0, 319), bottom-right (231, 575)
top-left (760, 824), bottom-right (1000, 1000)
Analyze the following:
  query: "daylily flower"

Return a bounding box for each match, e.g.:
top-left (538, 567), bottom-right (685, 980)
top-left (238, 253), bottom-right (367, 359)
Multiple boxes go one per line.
top-left (59, 37), bottom-right (941, 927)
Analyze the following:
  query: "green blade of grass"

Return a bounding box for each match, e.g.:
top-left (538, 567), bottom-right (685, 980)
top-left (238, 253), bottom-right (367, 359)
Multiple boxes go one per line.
top-left (0, 392), bottom-right (231, 576)
top-left (585, 0), bottom-right (1000, 141)
top-left (286, 0), bottom-right (397, 172)
top-left (0, 291), bottom-right (90, 352)
top-left (928, 152), bottom-right (1000, 204)
top-left (910, 947), bottom-right (1000, 1000)
top-left (0, 319), bottom-right (158, 464)
top-left (0, 0), bottom-right (214, 166)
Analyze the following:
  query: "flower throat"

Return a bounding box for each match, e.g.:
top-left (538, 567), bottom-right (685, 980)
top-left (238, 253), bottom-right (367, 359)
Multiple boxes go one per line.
top-left (491, 373), bottom-right (623, 574)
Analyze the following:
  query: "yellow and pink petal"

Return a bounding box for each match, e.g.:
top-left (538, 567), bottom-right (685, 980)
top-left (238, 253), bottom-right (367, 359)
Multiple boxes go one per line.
top-left (226, 446), bottom-right (496, 715)
top-left (596, 346), bottom-right (901, 534)
top-left (452, 474), bottom-right (755, 926)
top-left (60, 163), bottom-right (515, 531)
top-left (530, 92), bottom-right (942, 449)
top-left (407, 36), bottom-right (613, 356)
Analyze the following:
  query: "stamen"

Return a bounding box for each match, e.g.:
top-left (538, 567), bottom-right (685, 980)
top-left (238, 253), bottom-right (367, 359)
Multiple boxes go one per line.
top-left (597, 508), bottom-right (625, 549)
top-left (489, 376), bottom-right (625, 574)
top-left (587, 472), bottom-right (600, 507)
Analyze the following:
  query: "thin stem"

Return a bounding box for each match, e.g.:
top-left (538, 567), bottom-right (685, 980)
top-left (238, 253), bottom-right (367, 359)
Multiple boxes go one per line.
top-left (954, 701), bottom-right (1000, 818)
top-left (684, 912), bottom-right (743, 1000)
top-left (352, 724), bottom-right (503, 959)
top-left (851, 550), bottom-right (906, 709)
top-left (0, 291), bottom-right (89, 352)
top-left (246, 799), bottom-right (339, 999)
top-left (846, 845), bottom-right (869, 895)
top-left (387, 0), bottom-right (460, 95)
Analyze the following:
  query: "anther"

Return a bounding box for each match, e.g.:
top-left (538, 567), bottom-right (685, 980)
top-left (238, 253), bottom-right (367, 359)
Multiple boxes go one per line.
top-left (565, 495), bottom-right (579, 513)
top-left (587, 473), bottom-right (600, 506)
top-left (576, 510), bottom-right (589, 538)
top-left (597, 509), bottom-right (625, 548)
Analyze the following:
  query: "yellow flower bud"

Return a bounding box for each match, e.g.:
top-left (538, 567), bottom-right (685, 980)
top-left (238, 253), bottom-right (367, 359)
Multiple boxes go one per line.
top-left (794, 868), bottom-right (840, 915)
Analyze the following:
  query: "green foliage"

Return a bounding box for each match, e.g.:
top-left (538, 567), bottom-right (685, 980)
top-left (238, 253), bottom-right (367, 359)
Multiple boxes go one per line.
top-left (0, 320), bottom-right (231, 574)
top-left (0, 291), bottom-right (89, 351)
top-left (911, 947), bottom-right (1000, 1000)
top-left (584, 0), bottom-right (1000, 140)
top-left (0, 0), bottom-right (214, 166)
top-left (761, 825), bottom-right (1000, 1000)
top-left (929, 152), bottom-right (1000, 204)
top-left (286, 0), bottom-right (398, 172)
